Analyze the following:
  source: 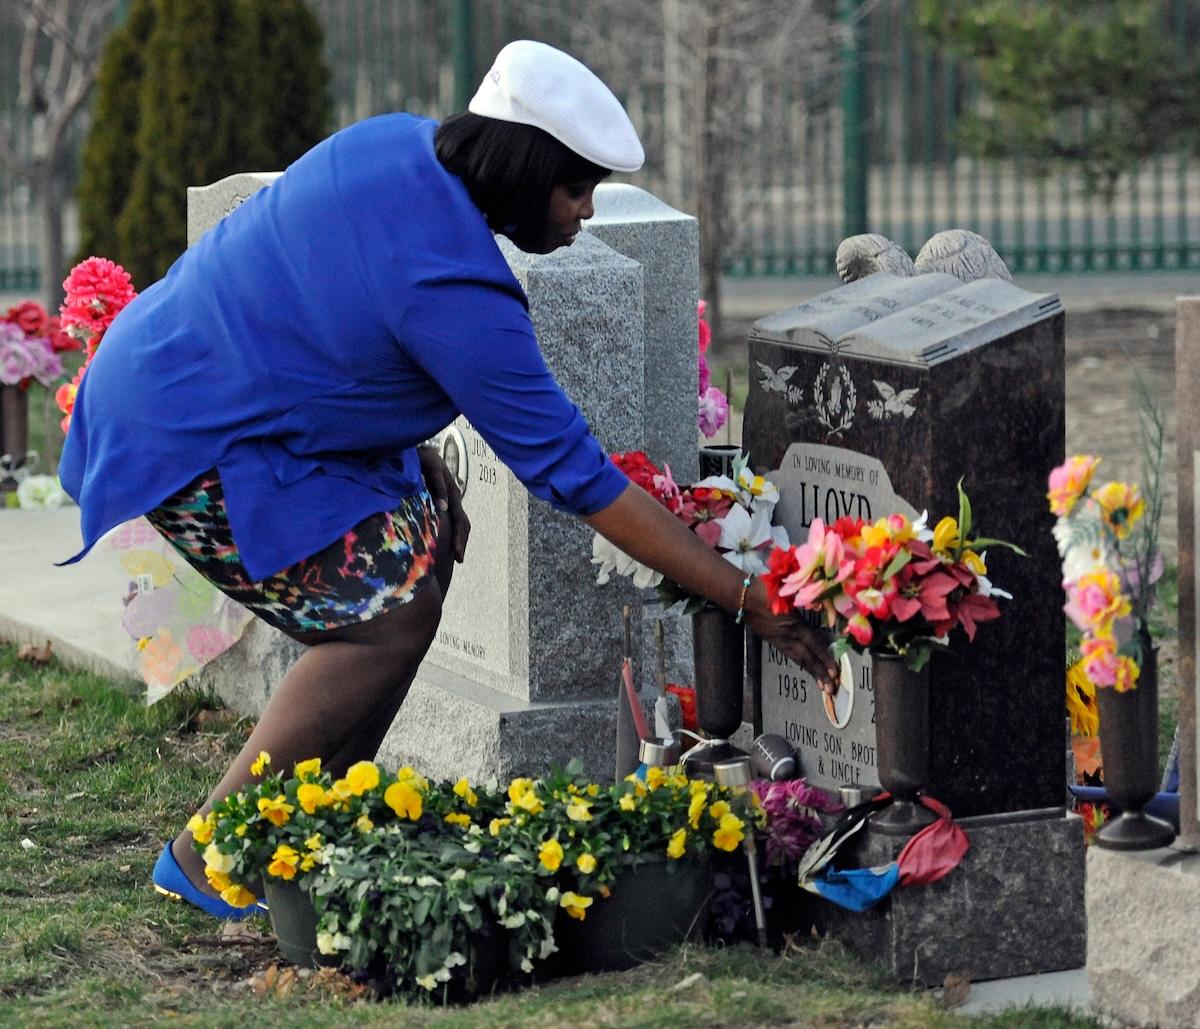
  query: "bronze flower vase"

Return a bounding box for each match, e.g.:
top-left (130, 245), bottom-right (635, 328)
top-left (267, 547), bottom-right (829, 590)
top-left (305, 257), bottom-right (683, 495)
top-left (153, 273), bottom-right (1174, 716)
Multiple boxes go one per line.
top-left (0, 384), bottom-right (29, 492)
top-left (685, 605), bottom-right (747, 776)
top-left (870, 650), bottom-right (937, 836)
top-left (1095, 634), bottom-right (1176, 851)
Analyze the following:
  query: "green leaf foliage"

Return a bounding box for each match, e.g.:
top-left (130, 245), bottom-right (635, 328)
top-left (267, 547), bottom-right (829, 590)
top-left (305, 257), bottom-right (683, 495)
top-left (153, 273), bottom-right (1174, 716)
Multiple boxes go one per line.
top-left (79, 0), bottom-right (330, 288)
top-left (915, 0), bottom-right (1200, 193)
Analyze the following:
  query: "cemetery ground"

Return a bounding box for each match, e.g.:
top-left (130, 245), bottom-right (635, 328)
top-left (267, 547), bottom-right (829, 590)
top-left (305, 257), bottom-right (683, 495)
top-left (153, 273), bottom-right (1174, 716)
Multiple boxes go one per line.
top-left (0, 643), bottom-right (1101, 1026)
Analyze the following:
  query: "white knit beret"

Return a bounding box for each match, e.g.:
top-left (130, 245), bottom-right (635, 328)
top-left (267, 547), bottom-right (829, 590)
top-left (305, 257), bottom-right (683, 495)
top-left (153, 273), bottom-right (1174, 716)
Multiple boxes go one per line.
top-left (468, 40), bottom-right (644, 173)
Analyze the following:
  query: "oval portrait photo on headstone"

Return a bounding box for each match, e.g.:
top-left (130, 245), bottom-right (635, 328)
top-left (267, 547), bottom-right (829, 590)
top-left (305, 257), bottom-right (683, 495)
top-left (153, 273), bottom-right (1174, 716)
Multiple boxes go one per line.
top-left (822, 651), bottom-right (856, 728)
top-left (439, 425), bottom-right (469, 500)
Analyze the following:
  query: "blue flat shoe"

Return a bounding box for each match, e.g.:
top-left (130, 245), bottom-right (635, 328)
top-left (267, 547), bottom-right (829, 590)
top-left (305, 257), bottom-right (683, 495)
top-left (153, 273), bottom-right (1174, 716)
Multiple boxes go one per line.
top-left (152, 841), bottom-right (265, 920)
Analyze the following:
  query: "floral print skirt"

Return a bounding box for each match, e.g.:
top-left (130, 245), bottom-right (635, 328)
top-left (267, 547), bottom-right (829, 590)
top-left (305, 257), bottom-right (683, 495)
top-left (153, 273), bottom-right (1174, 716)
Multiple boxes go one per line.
top-left (144, 471), bottom-right (439, 635)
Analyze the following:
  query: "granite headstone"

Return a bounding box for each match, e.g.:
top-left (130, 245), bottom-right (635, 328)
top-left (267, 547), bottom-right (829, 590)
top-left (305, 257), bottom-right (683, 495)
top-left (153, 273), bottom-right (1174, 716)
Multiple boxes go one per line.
top-left (744, 271), bottom-right (1066, 818)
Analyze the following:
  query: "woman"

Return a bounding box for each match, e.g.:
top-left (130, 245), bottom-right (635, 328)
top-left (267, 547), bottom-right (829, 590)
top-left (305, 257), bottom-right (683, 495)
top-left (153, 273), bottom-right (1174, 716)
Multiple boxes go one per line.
top-left (59, 41), bottom-right (837, 918)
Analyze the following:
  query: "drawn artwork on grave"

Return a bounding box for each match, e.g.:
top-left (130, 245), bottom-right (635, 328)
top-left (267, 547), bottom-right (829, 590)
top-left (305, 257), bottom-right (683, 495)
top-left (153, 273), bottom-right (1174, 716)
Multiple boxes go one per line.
top-left (760, 441), bottom-right (917, 791)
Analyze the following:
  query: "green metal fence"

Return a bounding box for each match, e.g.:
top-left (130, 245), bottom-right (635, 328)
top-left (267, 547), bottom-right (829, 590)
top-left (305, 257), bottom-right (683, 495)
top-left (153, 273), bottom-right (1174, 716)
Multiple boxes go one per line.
top-left (2, 0), bottom-right (1198, 292)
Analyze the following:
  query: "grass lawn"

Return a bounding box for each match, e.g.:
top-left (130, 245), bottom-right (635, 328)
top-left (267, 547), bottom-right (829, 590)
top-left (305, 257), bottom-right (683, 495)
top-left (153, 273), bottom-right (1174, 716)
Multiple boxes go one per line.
top-left (0, 642), bottom-right (1103, 1028)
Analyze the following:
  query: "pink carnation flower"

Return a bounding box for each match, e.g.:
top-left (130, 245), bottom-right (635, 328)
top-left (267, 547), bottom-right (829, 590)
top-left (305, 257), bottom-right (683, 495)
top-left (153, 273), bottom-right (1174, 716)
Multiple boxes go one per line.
top-left (1064, 569), bottom-right (1130, 635)
top-left (60, 256), bottom-right (137, 342)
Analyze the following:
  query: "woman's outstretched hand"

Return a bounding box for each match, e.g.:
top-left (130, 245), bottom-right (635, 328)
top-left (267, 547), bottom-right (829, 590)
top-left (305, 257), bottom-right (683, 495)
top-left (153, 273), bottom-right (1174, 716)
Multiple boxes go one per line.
top-left (418, 444), bottom-right (470, 563)
top-left (741, 579), bottom-right (840, 695)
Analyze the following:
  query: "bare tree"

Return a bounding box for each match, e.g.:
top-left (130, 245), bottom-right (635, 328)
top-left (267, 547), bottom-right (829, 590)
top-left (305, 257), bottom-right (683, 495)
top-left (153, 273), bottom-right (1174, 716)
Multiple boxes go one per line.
top-left (0, 1), bottom-right (119, 307)
top-left (522, 0), bottom-right (838, 334)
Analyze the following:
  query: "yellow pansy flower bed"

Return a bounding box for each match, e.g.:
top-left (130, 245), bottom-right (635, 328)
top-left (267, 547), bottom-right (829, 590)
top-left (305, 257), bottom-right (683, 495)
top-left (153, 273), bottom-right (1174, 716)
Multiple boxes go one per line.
top-left (194, 755), bottom-right (749, 1000)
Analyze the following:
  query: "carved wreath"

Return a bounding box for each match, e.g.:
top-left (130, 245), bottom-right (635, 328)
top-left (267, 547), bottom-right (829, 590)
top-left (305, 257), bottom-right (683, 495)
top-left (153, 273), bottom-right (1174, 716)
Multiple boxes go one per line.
top-left (813, 361), bottom-right (856, 436)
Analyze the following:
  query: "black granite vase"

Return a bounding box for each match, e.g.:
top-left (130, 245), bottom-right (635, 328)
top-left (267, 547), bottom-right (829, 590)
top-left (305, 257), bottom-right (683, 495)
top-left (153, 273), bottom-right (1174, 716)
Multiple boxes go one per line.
top-left (686, 605), bottom-right (746, 775)
top-left (871, 650), bottom-right (937, 836)
top-left (1095, 632), bottom-right (1175, 851)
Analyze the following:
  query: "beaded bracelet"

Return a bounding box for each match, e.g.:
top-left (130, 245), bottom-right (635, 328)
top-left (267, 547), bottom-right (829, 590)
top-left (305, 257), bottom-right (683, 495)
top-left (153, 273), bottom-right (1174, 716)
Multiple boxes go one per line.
top-left (735, 574), bottom-right (753, 624)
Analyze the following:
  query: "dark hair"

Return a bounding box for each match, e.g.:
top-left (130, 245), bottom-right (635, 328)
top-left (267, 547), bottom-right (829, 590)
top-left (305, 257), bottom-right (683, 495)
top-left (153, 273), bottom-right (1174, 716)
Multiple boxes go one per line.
top-left (435, 112), bottom-right (608, 249)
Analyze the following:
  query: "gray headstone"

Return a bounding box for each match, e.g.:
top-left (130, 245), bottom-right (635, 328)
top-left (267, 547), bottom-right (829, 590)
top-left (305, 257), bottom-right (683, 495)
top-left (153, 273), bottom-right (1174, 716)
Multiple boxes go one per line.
top-left (744, 271), bottom-right (1067, 817)
top-left (186, 172), bottom-right (281, 245)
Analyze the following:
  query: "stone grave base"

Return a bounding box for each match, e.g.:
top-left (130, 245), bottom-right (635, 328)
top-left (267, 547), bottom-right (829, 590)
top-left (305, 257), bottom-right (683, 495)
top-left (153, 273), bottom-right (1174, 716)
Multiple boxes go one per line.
top-left (192, 621), bottom-right (621, 782)
top-left (811, 808), bottom-right (1085, 987)
top-left (1087, 845), bottom-right (1200, 1029)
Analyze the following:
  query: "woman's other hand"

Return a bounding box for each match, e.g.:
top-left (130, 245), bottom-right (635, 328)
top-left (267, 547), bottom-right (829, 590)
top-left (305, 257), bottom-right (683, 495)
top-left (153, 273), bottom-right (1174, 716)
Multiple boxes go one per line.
top-left (741, 579), bottom-right (839, 695)
top-left (418, 444), bottom-right (470, 563)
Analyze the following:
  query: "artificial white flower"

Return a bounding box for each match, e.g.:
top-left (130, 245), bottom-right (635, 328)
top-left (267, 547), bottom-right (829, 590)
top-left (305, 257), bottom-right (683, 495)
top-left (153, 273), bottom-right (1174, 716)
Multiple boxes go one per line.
top-left (716, 505), bottom-right (789, 574)
top-left (1053, 512), bottom-right (1110, 583)
top-left (16, 474), bottom-right (67, 510)
top-left (592, 533), bottom-right (662, 588)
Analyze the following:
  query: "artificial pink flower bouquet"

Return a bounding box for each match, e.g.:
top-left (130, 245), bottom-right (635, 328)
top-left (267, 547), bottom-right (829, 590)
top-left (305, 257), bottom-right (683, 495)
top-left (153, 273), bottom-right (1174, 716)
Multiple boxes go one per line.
top-left (1048, 454), bottom-right (1161, 692)
top-left (0, 301), bottom-right (70, 391)
top-left (761, 482), bottom-right (1023, 670)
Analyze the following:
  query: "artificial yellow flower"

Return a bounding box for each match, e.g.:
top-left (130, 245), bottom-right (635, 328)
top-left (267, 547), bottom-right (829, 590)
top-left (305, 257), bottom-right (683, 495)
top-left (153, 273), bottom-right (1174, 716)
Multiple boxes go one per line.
top-left (1066, 659), bottom-right (1099, 737)
top-left (668, 773), bottom-right (689, 789)
top-left (355, 814), bottom-right (374, 833)
top-left (623, 775), bottom-right (649, 798)
top-left (645, 766), bottom-right (668, 791)
top-left (249, 751), bottom-right (271, 776)
top-left (585, 784), bottom-right (600, 797)
top-left (713, 812), bottom-right (745, 852)
top-left (267, 844), bottom-right (300, 880)
top-left (667, 828), bottom-right (687, 859)
top-left (294, 757), bottom-right (322, 780)
top-left (304, 833), bottom-right (323, 851)
top-left (257, 794), bottom-right (295, 827)
top-left (689, 779), bottom-right (709, 796)
top-left (559, 891), bottom-right (593, 921)
top-left (234, 824), bottom-right (247, 837)
top-left (384, 780), bottom-right (423, 820)
top-left (221, 883), bottom-right (257, 908)
top-left (619, 793), bottom-right (637, 812)
top-left (453, 778), bottom-right (478, 808)
top-left (687, 793), bottom-right (706, 829)
top-left (300, 853), bottom-right (319, 872)
top-left (962, 549), bottom-right (987, 576)
top-left (344, 760), bottom-right (380, 796)
top-left (1093, 481), bottom-right (1146, 540)
top-left (204, 866), bottom-right (231, 892)
top-left (565, 797), bottom-right (593, 823)
top-left (297, 782), bottom-right (328, 815)
top-left (708, 800), bottom-right (731, 821)
top-left (538, 838), bottom-right (564, 872)
top-left (489, 817), bottom-right (512, 836)
top-left (328, 779), bottom-right (354, 807)
top-left (576, 852), bottom-right (597, 874)
top-left (444, 812), bottom-right (472, 827)
top-left (932, 516), bottom-right (960, 555)
top-left (187, 812), bottom-right (215, 846)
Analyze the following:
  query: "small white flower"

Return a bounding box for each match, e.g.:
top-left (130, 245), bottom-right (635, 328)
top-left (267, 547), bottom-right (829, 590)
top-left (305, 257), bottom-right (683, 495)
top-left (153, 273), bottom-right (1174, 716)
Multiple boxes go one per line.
top-left (520, 957), bottom-right (534, 973)
top-left (16, 475), bottom-right (67, 510)
top-left (202, 844), bottom-right (235, 874)
top-left (500, 911), bottom-right (527, 928)
top-left (449, 868), bottom-right (467, 881)
top-left (316, 931), bottom-right (351, 955)
top-left (443, 952), bottom-right (466, 970)
top-left (415, 973), bottom-right (438, 991)
top-left (717, 504), bottom-right (777, 574)
top-left (545, 886), bottom-right (560, 903)
top-left (416, 874), bottom-right (440, 888)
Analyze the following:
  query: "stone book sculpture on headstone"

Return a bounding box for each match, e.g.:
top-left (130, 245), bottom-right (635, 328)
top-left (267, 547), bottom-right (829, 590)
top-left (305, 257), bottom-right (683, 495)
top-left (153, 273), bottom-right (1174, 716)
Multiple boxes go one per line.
top-left (743, 231), bottom-right (1084, 983)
